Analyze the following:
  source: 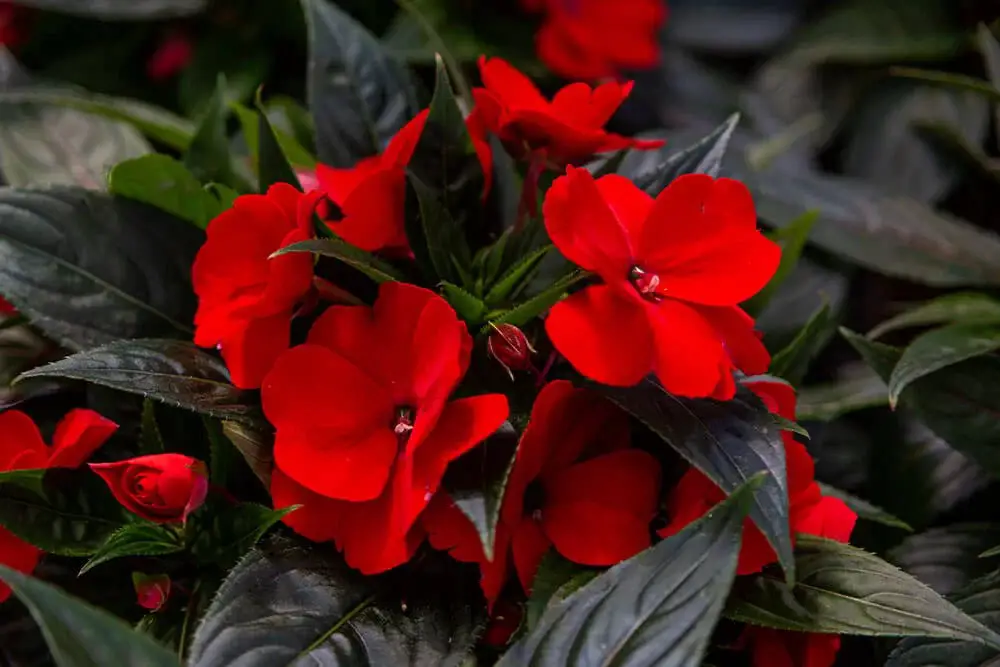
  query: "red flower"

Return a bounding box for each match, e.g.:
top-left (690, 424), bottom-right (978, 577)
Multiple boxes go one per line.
top-left (0, 296), bottom-right (15, 316)
top-left (264, 282), bottom-right (509, 574)
top-left (543, 167), bottom-right (778, 399)
top-left (90, 454), bottom-right (209, 524)
top-left (0, 409), bottom-right (118, 602)
top-left (315, 109), bottom-right (493, 256)
top-left (473, 57), bottom-right (662, 166)
top-left (0, 2), bottom-right (31, 52)
top-left (192, 183), bottom-right (321, 389)
top-left (147, 31), bottom-right (194, 81)
top-left (423, 380), bottom-right (660, 607)
top-left (522, 0), bottom-right (666, 81)
top-left (133, 573), bottom-right (171, 612)
top-left (744, 627), bottom-right (841, 667)
top-left (661, 378), bottom-right (857, 575)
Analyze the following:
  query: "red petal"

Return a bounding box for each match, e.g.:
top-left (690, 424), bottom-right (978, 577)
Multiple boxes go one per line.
top-left (220, 311), bottom-right (294, 390)
top-left (744, 377), bottom-right (798, 421)
top-left (47, 409), bottom-right (118, 468)
top-left (422, 492), bottom-right (484, 563)
top-left (545, 285), bottom-right (653, 387)
top-left (795, 495), bottom-right (857, 544)
top-left (270, 469), bottom-right (343, 543)
top-left (382, 110), bottom-right (429, 167)
top-left (0, 411), bottom-right (48, 472)
top-left (333, 166), bottom-right (408, 253)
top-left (595, 174), bottom-right (653, 240)
top-left (543, 501), bottom-right (652, 567)
top-left (336, 474), bottom-right (426, 574)
top-left (511, 517), bottom-right (551, 593)
top-left (697, 305), bottom-right (771, 377)
top-left (0, 526), bottom-right (40, 603)
top-left (542, 166), bottom-right (633, 281)
top-left (478, 56), bottom-right (548, 112)
top-left (550, 82), bottom-right (628, 129)
top-left (274, 427), bottom-right (396, 502)
top-left (306, 303), bottom-right (382, 381)
top-left (651, 299), bottom-right (728, 398)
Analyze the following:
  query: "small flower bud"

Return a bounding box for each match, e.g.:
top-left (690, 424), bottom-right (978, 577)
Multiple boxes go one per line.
top-left (133, 573), bottom-right (170, 612)
top-left (487, 324), bottom-right (536, 379)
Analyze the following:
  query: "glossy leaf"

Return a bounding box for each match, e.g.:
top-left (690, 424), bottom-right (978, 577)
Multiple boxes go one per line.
top-left (888, 324), bottom-right (1000, 407)
top-left (769, 301), bottom-right (837, 385)
top-left (889, 524), bottom-right (1000, 597)
top-left (302, 0), bottom-right (419, 167)
top-left (816, 482), bottom-right (912, 532)
top-left (795, 367), bottom-right (888, 421)
top-left (184, 76), bottom-right (242, 192)
top-left (489, 270), bottom-right (588, 329)
top-left (0, 564), bottom-right (177, 667)
top-left (10, 0), bottom-right (205, 18)
top-left (189, 503), bottom-right (294, 567)
top-left (525, 552), bottom-right (594, 632)
top-left (631, 113), bottom-right (739, 195)
top-left (274, 238), bottom-right (404, 284)
top-left (597, 380), bottom-right (794, 583)
top-left (0, 187), bottom-right (201, 349)
top-left (17, 339), bottom-right (263, 426)
top-left (255, 97), bottom-right (302, 192)
top-left (499, 476), bottom-right (758, 667)
top-left (221, 421), bottom-right (273, 488)
top-left (727, 535), bottom-right (1000, 646)
top-left (868, 293), bottom-right (1000, 339)
top-left (187, 536), bottom-right (482, 666)
top-left (108, 154), bottom-right (225, 229)
top-left (79, 523), bottom-right (184, 574)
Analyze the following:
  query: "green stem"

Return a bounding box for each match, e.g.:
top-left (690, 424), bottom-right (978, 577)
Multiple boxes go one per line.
top-left (177, 580), bottom-right (201, 661)
top-left (290, 593), bottom-right (378, 664)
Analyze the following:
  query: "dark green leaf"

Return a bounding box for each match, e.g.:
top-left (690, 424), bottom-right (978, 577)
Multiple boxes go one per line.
top-left (139, 399), bottom-right (165, 455)
top-left (727, 534), bottom-right (1000, 646)
top-left (816, 482), bottom-right (912, 531)
top-left (0, 187), bottom-right (201, 349)
top-left (184, 76), bottom-right (242, 192)
top-left (79, 523), bottom-right (184, 574)
top-left (0, 99), bottom-right (150, 189)
top-left (204, 416), bottom-right (237, 487)
top-left (439, 282), bottom-right (486, 325)
top-left (888, 323), bottom-right (1000, 407)
top-left (868, 293), bottom-right (1000, 339)
top-left (189, 503), bottom-right (294, 567)
top-left (889, 524), bottom-right (1000, 597)
top-left (108, 154), bottom-right (225, 229)
top-left (17, 339), bottom-right (262, 426)
top-left (0, 564), bottom-right (177, 667)
top-left (769, 301), bottom-right (837, 385)
top-left (888, 570), bottom-right (1000, 667)
top-left (978, 23), bottom-right (1000, 150)
top-left (232, 102), bottom-right (315, 171)
top-left (525, 552), bottom-right (593, 632)
top-left (10, 0), bottom-right (205, 19)
top-left (274, 238), bottom-right (404, 284)
top-left (499, 476), bottom-right (759, 667)
top-left (405, 172), bottom-right (470, 283)
top-left (631, 113), bottom-right (740, 195)
top-left (221, 421), bottom-right (273, 488)
top-left (187, 536), bottom-right (483, 666)
top-left (484, 245), bottom-right (552, 307)
top-left (843, 80), bottom-right (989, 203)
top-left (0, 468), bottom-right (45, 496)
top-left (0, 470), bottom-right (128, 557)
top-left (596, 380), bottom-right (794, 583)
top-left (744, 210), bottom-right (817, 316)
top-left (489, 270), bottom-right (588, 329)
top-left (302, 0), bottom-right (419, 167)
top-left (0, 87), bottom-right (193, 150)
top-left (255, 97), bottom-right (302, 192)
top-left (795, 367), bottom-right (888, 421)
top-left (891, 68), bottom-right (1000, 105)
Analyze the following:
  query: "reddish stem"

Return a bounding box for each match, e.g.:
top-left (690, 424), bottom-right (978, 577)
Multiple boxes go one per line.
top-left (515, 153), bottom-right (547, 232)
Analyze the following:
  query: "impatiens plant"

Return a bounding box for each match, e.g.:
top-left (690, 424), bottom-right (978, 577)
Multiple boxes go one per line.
top-left (2, 2), bottom-right (1000, 667)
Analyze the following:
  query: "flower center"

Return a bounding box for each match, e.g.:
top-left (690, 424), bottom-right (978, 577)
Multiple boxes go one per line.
top-left (393, 407), bottom-right (415, 447)
top-left (524, 480), bottom-right (546, 521)
top-left (629, 266), bottom-right (664, 302)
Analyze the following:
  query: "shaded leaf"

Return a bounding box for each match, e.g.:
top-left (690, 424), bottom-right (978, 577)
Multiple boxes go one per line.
top-left (0, 564), bottom-right (177, 667)
top-left (744, 210), bottom-right (817, 316)
top-left (302, 0), bottom-right (419, 167)
top-left (596, 380), bottom-right (794, 583)
top-left (868, 293), bottom-right (1000, 339)
top-left (184, 76), bottom-right (241, 191)
top-left (189, 503), bottom-right (293, 568)
top-left (139, 399), bottom-right (165, 455)
top-left (274, 238), bottom-right (404, 284)
top-left (891, 68), bottom-right (1000, 105)
top-left (108, 154), bottom-right (224, 229)
top-left (79, 523), bottom-right (184, 574)
top-left (405, 172), bottom-right (469, 283)
top-left (816, 482), bottom-right (912, 532)
top-left (488, 270), bottom-right (588, 329)
top-left (484, 244), bottom-right (552, 307)
top-left (221, 421), bottom-right (273, 488)
top-left (10, 0), bottom-right (206, 19)
top-left (727, 535), bottom-right (1000, 646)
top-left (499, 475), bottom-right (759, 667)
top-left (17, 339), bottom-right (262, 426)
top-left (525, 552), bottom-right (593, 632)
top-left (440, 282), bottom-right (486, 326)
top-left (889, 524), bottom-right (1000, 597)
top-left (769, 301), bottom-right (836, 385)
top-left (795, 367), bottom-right (888, 421)
top-left (255, 97), bottom-right (302, 192)
top-left (630, 113), bottom-right (739, 194)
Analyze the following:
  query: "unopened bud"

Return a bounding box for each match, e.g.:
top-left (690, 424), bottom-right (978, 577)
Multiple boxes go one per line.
top-left (133, 573), bottom-right (170, 612)
top-left (487, 324), bottom-right (536, 379)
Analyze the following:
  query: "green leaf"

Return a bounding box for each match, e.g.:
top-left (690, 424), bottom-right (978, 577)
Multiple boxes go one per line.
top-left (632, 113), bottom-right (740, 195)
top-left (17, 339), bottom-right (263, 427)
top-left (139, 398), bottom-right (165, 455)
top-left (439, 282), bottom-right (487, 325)
top-left (0, 97), bottom-right (150, 190)
top-left (0, 468), bottom-right (46, 496)
top-left (795, 368), bottom-right (888, 421)
top-left (768, 301), bottom-right (837, 385)
top-left (204, 416), bottom-right (237, 487)
top-left (727, 534), bottom-right (1000, 648)
top-left (842, 80), bottom-right (989, 203)
top-left (890, 524), bottom-right (1000, 597)
top-left (10, 0), bottom-right (205, 19)
top-left (0, 87), bottom-right (194, 150)
top-left (484, 245), bottom-right (552, 307)
top-left (525, 552), bottom-right (594, 632)
top-left (221, 421), bottom-right (273, 489)
top-left (189, 503), bottom-right (294, 567)
top-left (0, 187), bottom-right (201, 349)
top-left (978, 23), bottom-right (1000, 151)
top-left (868, 292), bottom-right (1000, 339)
top-left (405, 172), bottom-right (470, 283)
top-left (255, 97), bottom-right (302, 192)
top-left (888, 323), bottom-right (1000, 408)
top-left (108, 154), bottom-right (225, 229)
top-left (888, 570), bottom-right (1000, 667)
top-left (0, 469), bottom-right (128, 557)
top-left (489, 270), bottom-right (588, 329)
top-left (744, 210), bottom-right (817, 315)
top-left (187, 536), bottom-right (483, 666)
top-left (232, 102), bottom-right (315, 173)
top-left (816, 482), bottom-right (913, 531)
top-left (595, 380), bottom-right (795, 584)
top-left (499, 475), bottom-right (759, 667)
top-left (80, 523), bottom-right (184, 575)
top-left (891, 68), bottom-right (1000, 105)
top-left (0, 564), bottom-right (178, 667)
top-left (184, 76), bottom-right (242, 192)
top-left (274, 238), bottom-right (403, 284)
top-left (302, 0), bottom-right (419, 166)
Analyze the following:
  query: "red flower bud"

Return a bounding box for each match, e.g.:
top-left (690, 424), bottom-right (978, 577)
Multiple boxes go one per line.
top-left (487, 324), bottom-right (536, 379)
top-left (0, 296), bottom-right (15, 316)
top-left (90, 454), bottom-right (208, 524)
top-left (146, 31), bottom-right (193, 81)
top-left (482, 599), bottom-right (523, 647)
top-left (133, 572), bottom-right (170, 612)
